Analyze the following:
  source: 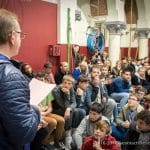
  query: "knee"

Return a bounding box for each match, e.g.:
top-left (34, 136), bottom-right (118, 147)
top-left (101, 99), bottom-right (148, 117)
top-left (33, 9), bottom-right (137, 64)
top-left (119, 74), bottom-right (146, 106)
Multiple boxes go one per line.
top-left (48, 118), bottom-right (57, 127)
top-left (122, 93), bottom-right (129, 98)
top-left (57, 116), bottom-right (65, 124)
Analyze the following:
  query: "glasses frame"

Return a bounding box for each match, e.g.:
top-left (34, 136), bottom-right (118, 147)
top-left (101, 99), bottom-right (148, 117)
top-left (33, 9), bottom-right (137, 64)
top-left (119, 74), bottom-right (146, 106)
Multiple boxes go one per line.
top-left (15, 31), bottom-right (26, 39)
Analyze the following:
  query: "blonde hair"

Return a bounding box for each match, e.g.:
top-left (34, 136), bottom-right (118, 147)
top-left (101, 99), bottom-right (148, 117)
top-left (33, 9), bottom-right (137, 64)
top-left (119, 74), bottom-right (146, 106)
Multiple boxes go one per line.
top-left (62, 75), bottom-right (74, 84)
top-left (95, 120), bottom-right (110, 134)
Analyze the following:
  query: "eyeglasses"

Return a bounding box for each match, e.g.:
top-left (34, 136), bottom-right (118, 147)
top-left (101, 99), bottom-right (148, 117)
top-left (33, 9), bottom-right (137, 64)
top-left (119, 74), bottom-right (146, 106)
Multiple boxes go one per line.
top-left (15, 31), bottom-right (26, 39)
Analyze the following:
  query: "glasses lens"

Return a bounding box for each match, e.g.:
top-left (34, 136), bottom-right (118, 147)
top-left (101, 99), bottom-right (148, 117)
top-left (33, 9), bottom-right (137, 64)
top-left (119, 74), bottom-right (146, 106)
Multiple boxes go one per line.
top-left (15, 31), bottom-right (26, 39)
top-left (20, 32), bottom-right (26, 39)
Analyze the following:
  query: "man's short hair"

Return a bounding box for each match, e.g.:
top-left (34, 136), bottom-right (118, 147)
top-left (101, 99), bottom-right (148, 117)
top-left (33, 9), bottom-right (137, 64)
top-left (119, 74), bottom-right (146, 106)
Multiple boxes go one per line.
top-left (0, 9), bottom-right (18, 44)
top-left (137, 110), bottom-right (150, 125)
top-left (62, 75), bottom-right (74, 84)
top-left (77, 75), bottom-right (89, 84)
top-left (89, 102), bottom-right (104, 114)
top-left (90, 65), bottom-right (100, 73)
top-left (122, 68), bottom-right (131, 74)
top-left (44, 62), bottom-right (52, 68)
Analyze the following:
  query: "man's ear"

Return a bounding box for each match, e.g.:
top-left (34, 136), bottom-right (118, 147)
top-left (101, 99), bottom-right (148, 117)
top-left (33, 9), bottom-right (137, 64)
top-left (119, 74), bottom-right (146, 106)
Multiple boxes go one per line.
top-left (8, 31), bottom-right (16, 46)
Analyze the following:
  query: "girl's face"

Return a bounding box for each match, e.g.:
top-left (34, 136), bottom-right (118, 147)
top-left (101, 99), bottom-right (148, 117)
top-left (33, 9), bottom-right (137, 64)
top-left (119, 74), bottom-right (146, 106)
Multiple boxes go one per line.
top-left (94, 127), bottom-right (106, 140)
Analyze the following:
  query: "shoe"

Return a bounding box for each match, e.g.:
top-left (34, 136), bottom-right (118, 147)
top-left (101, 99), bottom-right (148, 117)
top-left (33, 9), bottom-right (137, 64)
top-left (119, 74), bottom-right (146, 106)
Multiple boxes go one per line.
top-left (53, 142), bottom-right (66, 150)
top-left (65, 136), bottom-right (72, 150)
top-left (53, 141), bottom-right (61, 148)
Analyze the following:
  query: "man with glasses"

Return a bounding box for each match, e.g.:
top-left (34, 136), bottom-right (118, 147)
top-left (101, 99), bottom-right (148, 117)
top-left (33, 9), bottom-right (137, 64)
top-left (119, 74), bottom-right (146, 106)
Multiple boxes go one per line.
top-left (0, 9), bottom-right (40, 150)
top-left (111, 93), bottom-right (144, 141)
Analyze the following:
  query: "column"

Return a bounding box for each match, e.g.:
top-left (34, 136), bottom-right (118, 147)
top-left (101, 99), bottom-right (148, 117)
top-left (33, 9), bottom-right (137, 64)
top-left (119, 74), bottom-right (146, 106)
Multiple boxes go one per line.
top-left (105, 21), bottom-right (126, 67)
top-left (136, 28), bottom-right (150, 59)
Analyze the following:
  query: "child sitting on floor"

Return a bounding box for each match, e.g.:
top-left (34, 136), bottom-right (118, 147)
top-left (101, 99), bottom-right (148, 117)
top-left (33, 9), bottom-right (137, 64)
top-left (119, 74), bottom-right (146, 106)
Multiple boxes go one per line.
top-left (82, 120), bottom-right (121, 150)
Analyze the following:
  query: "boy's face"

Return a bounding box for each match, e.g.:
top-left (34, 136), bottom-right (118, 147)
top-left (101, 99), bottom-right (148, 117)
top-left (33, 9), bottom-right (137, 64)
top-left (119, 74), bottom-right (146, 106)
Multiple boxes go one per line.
top-left (122, 71), bottom-right (131, 82)
top-left (137, 91), bottom-right (145, 99)
top-left (137, 119), bottom-right (150, 132)
top-left (128, 95), bottom-right (139, 108)
top-left (94, 127), bottom-right (106, 140)
top-left (89, 110), bottom-right (101, 122)
top-left (101, 67), bottom-right (109, 76)
top-left (91, 68), bottom-right (101, 78)
top-left (78, 82), bottom-right (89, 90)
top-left (45, 67), bottom-right (51, 74)
top-left (62, 80), bottom-right (73, 90)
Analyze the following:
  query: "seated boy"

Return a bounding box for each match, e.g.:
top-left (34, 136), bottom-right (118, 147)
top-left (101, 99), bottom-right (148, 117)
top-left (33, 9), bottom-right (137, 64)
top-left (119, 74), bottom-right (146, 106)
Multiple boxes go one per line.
top-left (125, 110), bottom-right (150, 150)
top-left (112, 93), bottom-right (143, 141)
top-left (73, 102), bottom-right (109, 150)
top-left (82, 120), bottom-right (121, 150)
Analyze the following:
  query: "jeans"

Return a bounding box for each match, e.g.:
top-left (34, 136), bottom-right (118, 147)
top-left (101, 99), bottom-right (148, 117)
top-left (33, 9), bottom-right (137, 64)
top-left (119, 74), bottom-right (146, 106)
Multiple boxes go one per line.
top-left (111, 92), bottom-right (129, 111)
top-left (103, 98), bottom-right (118, 120)
top-left (72, 108), bottom-right (86, 128)
top-left (30, 127), bottom-right (49, 150)
top-left (111, 123), bottom-right (128, 141)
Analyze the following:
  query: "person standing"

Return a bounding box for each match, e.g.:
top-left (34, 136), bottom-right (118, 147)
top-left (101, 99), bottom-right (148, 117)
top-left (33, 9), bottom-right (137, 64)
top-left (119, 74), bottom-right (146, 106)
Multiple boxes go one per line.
top-left (0, 9), bottom-right (40, 150)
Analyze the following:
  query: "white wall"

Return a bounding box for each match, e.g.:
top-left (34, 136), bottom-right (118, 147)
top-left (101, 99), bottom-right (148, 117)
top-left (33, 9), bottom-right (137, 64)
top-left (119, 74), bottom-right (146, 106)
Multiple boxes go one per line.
top-left (42, 0), bottom-right (58, 4)
top-left (44, 0), bottom-right (149, 47)
top-left (57, 0), bottom-right (77, 44)
top-left (144, 0), bottom-right (150, 28)
top-left (136, 0), bottom-right (147, 28)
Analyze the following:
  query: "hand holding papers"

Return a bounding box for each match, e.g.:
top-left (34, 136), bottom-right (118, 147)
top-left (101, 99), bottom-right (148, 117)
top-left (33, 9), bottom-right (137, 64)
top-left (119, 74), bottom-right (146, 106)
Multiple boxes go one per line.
top-left (29, 78), bottom-right (56, 106)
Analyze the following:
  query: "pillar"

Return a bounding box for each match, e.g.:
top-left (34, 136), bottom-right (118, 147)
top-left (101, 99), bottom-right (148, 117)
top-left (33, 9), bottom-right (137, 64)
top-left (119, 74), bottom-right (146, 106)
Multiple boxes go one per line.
top-left (136, 28), bottom-right (150, 59)
top-left (105, 21), bottom-right (126, 67)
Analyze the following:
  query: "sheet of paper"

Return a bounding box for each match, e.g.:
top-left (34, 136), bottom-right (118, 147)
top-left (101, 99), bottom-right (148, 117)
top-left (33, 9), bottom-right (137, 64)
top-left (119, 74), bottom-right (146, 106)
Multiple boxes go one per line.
top-left (29, 78), bottom-right (56, 106)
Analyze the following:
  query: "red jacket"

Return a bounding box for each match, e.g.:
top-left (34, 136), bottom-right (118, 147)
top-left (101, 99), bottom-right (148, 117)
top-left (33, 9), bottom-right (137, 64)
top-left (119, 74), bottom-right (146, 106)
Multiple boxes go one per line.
top-left (82, 135), bottom-right (121, 150)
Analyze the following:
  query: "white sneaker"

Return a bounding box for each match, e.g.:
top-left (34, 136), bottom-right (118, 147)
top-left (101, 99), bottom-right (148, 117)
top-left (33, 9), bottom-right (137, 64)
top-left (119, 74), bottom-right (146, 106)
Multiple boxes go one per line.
top-left (65, 136), bottom-right (72, 150)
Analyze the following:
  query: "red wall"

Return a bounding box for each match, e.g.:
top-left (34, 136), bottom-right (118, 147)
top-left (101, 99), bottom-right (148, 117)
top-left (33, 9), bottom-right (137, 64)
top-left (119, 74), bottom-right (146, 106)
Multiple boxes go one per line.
top-left (1, 0), bottom-right (57, 71)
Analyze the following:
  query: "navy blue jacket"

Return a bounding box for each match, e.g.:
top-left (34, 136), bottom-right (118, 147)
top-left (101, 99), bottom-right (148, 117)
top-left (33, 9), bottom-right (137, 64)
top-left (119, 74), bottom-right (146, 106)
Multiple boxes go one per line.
top-left (0, 57), bottom-right (40, 150)
top-left (109, 77), bottom-right (131, 94)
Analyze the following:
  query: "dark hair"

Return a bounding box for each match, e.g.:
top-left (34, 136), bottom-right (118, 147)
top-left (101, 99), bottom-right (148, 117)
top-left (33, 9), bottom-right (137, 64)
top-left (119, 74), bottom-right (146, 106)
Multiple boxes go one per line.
top-left (44, 62), bottom-right (52, 68)
top-left (77, 75), bottom-right (89, 84)
top-left (135, 86), bottom-right (147, 95)
top-left (90, 65), bottom-right (100, 73)
top-left (122, 68), bottom-right (131, 74)
top-left (137, 110), bottom-right (150, 125)
top-left (89, 102), bottom-right (104, 114)
top-left (35, 72), bottom-right (45, 78)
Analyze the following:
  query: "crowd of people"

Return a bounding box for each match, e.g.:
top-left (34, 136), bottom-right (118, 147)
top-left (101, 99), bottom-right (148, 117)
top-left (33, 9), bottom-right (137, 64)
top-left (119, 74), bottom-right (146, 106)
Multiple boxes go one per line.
top-left (0, 8), bottom-right (150, 150)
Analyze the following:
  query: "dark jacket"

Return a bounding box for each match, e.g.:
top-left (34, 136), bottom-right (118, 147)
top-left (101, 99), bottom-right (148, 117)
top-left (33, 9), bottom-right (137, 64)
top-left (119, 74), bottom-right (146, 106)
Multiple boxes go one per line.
top-left (0, 58), bottom-right (40, 150)
top-left (54, 69), bottom-right (70, 85)
top-left (52, 85), bottom-right (76, 115)
top-left (109, 77), bottom-right (131, 94)
top-left (87, 82), bottom-right (108, 104)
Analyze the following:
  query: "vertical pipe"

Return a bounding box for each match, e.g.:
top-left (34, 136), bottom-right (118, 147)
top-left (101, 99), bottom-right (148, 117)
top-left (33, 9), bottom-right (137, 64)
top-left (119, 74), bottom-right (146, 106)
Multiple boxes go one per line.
top-left (128, 0), bottom-right (133, 58)
top-left (67, 8), bottom-right (71, 70)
